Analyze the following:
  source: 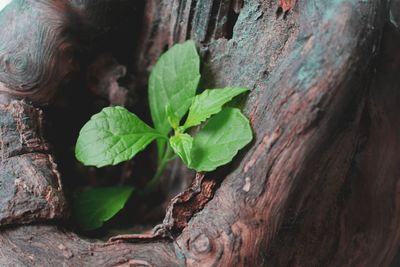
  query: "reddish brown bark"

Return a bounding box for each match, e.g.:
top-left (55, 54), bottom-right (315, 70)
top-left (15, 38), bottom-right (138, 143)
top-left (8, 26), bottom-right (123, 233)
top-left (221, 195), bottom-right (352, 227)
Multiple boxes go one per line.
top-left (0, 0), bottom-right (399, 266)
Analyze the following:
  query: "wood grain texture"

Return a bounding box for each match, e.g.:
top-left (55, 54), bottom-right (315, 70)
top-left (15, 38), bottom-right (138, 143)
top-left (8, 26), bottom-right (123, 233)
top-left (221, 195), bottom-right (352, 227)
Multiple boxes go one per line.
top-left (0, 0), bottom-right (80, 104)
top-left (0, 0), bottom-right (135, 105)
top-left (0, 0), bottom-right (399, 266)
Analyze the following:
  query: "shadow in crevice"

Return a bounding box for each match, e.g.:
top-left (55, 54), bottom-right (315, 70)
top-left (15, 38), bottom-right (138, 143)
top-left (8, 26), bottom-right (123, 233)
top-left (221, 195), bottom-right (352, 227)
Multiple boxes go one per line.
top-left (225, 1), bottom-right (241, 40)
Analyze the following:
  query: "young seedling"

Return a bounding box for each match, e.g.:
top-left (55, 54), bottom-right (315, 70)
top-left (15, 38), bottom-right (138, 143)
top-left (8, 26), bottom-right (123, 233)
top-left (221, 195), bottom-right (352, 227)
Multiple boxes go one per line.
top-left (73, 40), bottom-right (253, 231)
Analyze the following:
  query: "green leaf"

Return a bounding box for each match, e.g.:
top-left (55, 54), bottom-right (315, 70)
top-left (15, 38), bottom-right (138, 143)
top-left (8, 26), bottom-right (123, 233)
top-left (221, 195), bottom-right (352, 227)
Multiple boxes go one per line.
top-left (73, 186), bottom-right (134, 231)
top-left (166, 104), bottom-right (179, 130)
top-left (148, 41), bottom-right (200, 157)
top-left (170, 133), bottom-right (193, 166)
top-left (189, 108), bottom-right (252, 172)
top-left (184, 87), bottom-right (249, 130)
top-left (75, 106), bottom-right (164, 168)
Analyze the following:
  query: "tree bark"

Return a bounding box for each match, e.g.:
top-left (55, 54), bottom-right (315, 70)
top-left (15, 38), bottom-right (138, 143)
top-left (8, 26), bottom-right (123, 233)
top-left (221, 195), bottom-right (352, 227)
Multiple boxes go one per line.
top-left (0, 0), bottom-right (399, 266)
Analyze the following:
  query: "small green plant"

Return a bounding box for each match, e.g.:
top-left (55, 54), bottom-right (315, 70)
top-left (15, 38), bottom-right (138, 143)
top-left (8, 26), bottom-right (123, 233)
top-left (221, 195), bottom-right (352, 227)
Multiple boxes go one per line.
top-left (73, 41), bottom-right (253, 231)
top-left (73, 187), bottom-right (134, 231)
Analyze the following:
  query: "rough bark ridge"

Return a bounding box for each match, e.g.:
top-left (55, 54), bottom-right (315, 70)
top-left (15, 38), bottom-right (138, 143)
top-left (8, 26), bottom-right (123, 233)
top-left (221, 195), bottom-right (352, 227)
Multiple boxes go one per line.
top-left (0, 100), bottom-right (67, 225)
top-left (0, 0), bottom-right (399, 266)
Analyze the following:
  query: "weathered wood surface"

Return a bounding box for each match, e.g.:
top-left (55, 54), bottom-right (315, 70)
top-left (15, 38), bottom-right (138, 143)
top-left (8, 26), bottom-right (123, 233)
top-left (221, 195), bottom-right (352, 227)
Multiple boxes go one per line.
top-left (0, 0), bottom-right (399, 266)
top-left (0, 100), bottom-right (67, 225)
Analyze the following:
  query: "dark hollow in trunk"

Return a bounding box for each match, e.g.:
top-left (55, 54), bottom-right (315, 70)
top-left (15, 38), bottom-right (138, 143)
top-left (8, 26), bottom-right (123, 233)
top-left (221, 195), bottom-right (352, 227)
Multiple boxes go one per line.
top-left (0, 0), bottom-right (399, 266)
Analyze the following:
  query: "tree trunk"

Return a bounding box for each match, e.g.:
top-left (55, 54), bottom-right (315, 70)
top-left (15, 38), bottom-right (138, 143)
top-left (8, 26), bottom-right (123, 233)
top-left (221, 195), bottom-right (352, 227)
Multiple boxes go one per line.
top-left (0, 0), bottom-right (399, 266)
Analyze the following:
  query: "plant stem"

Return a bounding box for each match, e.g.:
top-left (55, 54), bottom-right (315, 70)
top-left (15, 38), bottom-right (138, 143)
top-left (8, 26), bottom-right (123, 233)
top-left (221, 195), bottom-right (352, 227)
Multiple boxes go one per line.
top-left (144, 143), bottom-right (174, 192)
